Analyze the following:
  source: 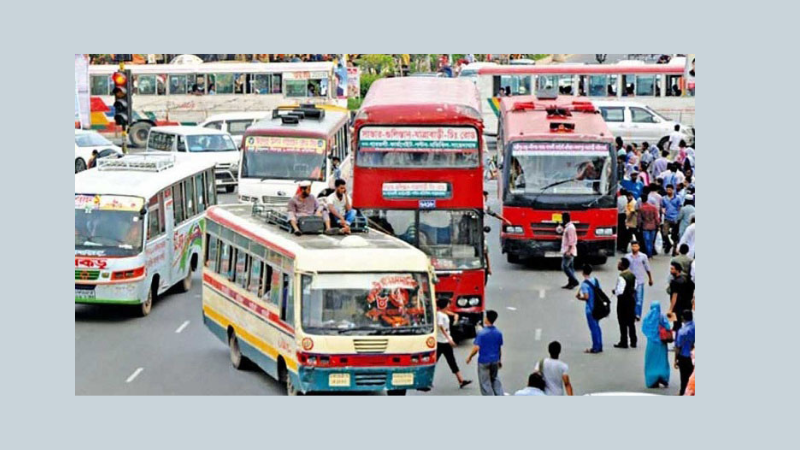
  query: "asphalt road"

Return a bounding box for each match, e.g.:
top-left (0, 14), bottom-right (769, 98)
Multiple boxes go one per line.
top-left (76, 181), bottom-right (683, 396)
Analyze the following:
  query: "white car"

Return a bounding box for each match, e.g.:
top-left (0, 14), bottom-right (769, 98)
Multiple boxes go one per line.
top-left (593, 101), bottom-right (694, 148)
top-left (198, 112), bottom-right (271, 149)
top-left (145, 126), bottom-right (240, 192)
top-left (74, 129), bottom-right (122, 173)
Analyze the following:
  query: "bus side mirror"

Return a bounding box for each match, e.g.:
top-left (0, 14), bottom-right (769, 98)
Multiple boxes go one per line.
top-left (432, 274), bottom-right (440, 285)
top-left (139, 207), bottom-right (147, 217)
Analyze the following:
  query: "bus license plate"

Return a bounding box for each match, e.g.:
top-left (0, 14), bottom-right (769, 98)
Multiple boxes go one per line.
top-left (544, 251), bottom-right (562, 258)
top-left (75, 288), bottom-right (96, 300)
top-left (329, 373), bottom-right (351, 387)
top-left (392, 373), bottom-right (414, 386)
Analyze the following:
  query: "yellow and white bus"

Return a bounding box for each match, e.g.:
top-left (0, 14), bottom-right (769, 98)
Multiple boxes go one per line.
top-left (87, 62), bottom-right (345, 146)
top-left (75, 154), bottom-right (217, 316)
top-left (202, 203), bottom-right (438, 395)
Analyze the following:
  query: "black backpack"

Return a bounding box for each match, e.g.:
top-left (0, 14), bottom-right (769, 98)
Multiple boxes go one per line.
top-left (589, 279), bottom-right (611, 321)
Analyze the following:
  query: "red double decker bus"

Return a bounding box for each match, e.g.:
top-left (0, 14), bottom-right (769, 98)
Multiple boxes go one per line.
top-left (353, 78), bottom-right (486, 337)
top-left (498, 95), bottom-right (617, 265)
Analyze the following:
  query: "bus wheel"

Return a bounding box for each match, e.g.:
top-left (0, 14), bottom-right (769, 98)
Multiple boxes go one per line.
top-left (279, 360), bottom-right (300, 396)
top-left (128, 122), bottom-right (152, 148)
top-left (228, 331), bottom-right (250, 370)
top-left (179, 263), bottom-right (193, 292)
top-left (506, 253), bottom-right (521, 264)
top-left (139, 286), bottom-right (153, 317)
top-left (658, 136), bottom-right (670, 150)
top-left (387, 389), bottom-right (407, 396)
top-left (75, 158), bottom-right (87, 173)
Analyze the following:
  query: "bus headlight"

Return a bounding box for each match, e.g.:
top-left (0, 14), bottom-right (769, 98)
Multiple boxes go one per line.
top-left (596, 227), bottom-right (613, 236)
top-left (504, 225), bottom-right (524, 234)
top-left (468, 297), bottom-right (481, 307)
top-left (456, 298), bottom-right (468, 307)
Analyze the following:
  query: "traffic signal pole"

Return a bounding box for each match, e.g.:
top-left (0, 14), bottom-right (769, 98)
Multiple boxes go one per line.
top-left (119, 63), bottom-right (128, 154)
top-left (113, 62), bottom-right (132, 154)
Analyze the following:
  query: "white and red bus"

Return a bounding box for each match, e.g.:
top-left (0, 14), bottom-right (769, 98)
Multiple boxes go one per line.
top-left (461, 58), bottom-right (695, 134)
top-left (86, 62), bottom-right (343, 147)
top-left (353, 78), bottom-right (487, 337)
top-left (498, 96), bottom-right (617, 264)
top-left (75, 154), bottom-right (217, 316)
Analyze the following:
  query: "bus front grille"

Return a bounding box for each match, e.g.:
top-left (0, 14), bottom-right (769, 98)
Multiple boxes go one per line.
top-left (353, 339), bottom-right (389, 354)
top-left (75, 269), bottom-right (100, 281)
top-left (354, 372), bottom-right (387, 386)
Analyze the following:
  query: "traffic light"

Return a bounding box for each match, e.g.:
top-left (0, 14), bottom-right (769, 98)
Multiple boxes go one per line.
top-left (111, 70), bottom-right (132, 128)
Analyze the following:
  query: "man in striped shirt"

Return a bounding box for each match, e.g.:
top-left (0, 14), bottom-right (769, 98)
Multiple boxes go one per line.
top-left (561, 212), bottom-right (579, 289)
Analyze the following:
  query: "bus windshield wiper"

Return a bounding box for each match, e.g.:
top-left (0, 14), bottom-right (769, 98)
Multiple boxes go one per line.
top-left (337, 326), bottom-right (381, 335)
top-left (528, 177), bottom-right (576, 204)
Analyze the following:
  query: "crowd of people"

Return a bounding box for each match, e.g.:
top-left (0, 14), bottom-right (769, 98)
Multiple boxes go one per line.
top-left (558, 131), bottom-right (696, 396)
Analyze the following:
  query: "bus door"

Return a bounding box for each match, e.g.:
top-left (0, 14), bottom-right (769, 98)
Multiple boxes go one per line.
top-left (145, 191), bottom-right (170, 294)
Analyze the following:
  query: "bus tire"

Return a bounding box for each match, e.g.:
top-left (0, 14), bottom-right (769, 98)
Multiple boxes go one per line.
top-left (179, 255), bottom-right (197, 292)
top-left (139, 283), bottom-right (155, 317)
top-left (591, 256), bottom-right (608, 265)
top-left (278, 358), bottom-right (300, 396)
top-left (506, 252), bottom-right (521, 264)
top-left (228, 330), bottom-right (251, 371)
top-left (128, 121), bottom-right (152, 148)
top-left (387, 389), bottom-right (407, 396)
top-left (658, 136), bottom-right (670, 150)
top-left (75, 158), bottom-right (87, 173)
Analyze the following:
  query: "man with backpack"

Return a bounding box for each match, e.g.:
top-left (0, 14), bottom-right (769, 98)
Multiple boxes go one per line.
top-left (576, 264), bottom-right (604, 353)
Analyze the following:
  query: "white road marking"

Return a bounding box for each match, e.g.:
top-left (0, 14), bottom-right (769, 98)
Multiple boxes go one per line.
top-left (175, 320), bottom-right (190, 334)
top-left (506, 306), bottom-right (517, 311)
top-left (539, 289), bottom-right (545, 299)
top-left (535, 329), bottom-right (542, 341)
top-left (126, 367), bottom-right (143, 383)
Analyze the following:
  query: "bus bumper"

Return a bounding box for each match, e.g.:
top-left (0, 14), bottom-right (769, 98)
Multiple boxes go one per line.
top-left (75, 282), bottom-right (145, 305)
top-left (502, 238), bottom-right (615, 260)
top-left (296, 364), bottom-right (436, 394)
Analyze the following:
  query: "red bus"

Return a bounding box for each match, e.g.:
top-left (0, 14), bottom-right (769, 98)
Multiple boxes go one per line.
top-left (497, 95), bottom-right (616, 264)
top-left (352, 78), bottom-right (486, 337)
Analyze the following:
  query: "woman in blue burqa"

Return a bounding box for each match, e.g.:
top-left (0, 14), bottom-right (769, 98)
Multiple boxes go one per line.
top-left (642, 301), bottom-right (671, 388)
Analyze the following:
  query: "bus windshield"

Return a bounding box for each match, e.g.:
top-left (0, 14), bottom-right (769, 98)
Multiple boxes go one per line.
top-left (75, 210), bottom-right (144, 256)
top-left (364, 209), bottom-right (483, 270)
top-left (242, 136), bottom-right (326, 181)
top-left (508, 142), bottom-right (613, 196)
top-left (301, 273), bottom-right (435, 336)
top-left (75, 195), bottom-right (145, 257)
top-left (187, 134), bottom-right (237, 152)
top-left (357, 126), bottom-right (480, 168)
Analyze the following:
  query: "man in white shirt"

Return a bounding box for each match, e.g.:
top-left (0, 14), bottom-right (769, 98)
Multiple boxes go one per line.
top-left (679, 217), bottom-right (695, 258)
top-left (325, 179), bottom-right (356, 234)
top-left (533, 341), bottom-right (573, 395)
top-left (435, 298), bottom-right (472, 389)
top-left (668, 124), bottom-right (684, 158)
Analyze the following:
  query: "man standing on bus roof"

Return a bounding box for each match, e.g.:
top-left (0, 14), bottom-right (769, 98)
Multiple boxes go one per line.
top-left (288, 181), bottom-right (331, 236)
top-left (560, 212), bottom-right (579, 290)
top-left (326, 179), bottom-right (356, 234)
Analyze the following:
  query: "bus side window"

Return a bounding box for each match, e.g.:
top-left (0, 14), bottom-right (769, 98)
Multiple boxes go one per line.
top-left (269, 267), bottom-right (282, 306)
top-left (205, 234), bottom-right (219, 271)
top-left (195, 174), bottom-right (206, 213)
top-left (218, 242), bottom-right (232, 278)
top-left (147, 195), bottom-right (163, 241)
top-left (247, 259), bottom-right (263, 296)
top-left (205, 170), bottom-right (217, 206)
top-left (234, 250), bottom-right (249, 289)
top-left (173, 182), bottom-right (185, 224)
top-left (261, 263), bottom-right (273, 303)
top-left (281, 273), bottom-right (294, 323)
top-left (184, 178), bottom-right (196, 218)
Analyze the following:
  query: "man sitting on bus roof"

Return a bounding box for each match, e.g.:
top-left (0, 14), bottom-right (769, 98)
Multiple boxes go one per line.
top-left (325, 179), bottom-right (356, 235)
top-left (288, 181), bottom-right (332, 236)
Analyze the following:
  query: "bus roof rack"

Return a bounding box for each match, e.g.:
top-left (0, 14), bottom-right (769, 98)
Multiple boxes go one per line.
top-left (250, 202), bottom-right (369, 234)
top-left (96, 153), bottom-right (176, 172)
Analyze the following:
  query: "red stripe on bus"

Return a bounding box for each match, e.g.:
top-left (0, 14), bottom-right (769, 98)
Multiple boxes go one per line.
top-left (206, 208), bottom-right (296, 259)
top-left (203, 272), bottom-right (294, 335)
